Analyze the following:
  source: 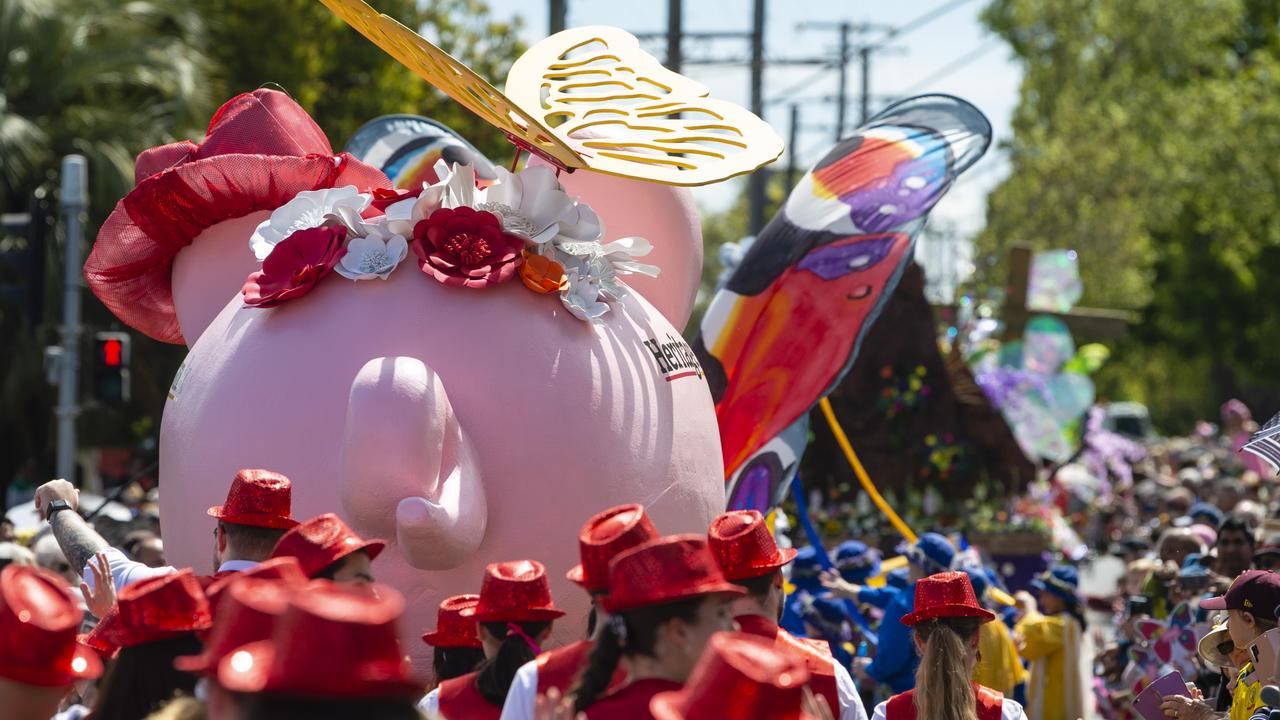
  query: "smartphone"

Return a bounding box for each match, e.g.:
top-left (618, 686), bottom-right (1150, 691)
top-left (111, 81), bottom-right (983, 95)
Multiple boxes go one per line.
top-left (1127, 595), bottom-right (1153, 616)
top-left (1248, 627), bottom-right (1280, 683)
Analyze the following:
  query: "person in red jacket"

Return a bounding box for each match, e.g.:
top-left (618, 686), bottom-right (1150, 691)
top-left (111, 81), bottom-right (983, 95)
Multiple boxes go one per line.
top-left (501, 504), bottom-right (660, 720)
top-left (871, 571), bottom-right (1028, 720)
top-left (424, 560), bottom-right (565, 719)
top-left (706, 509), bottom-right (867, 720)
top-left (422, 594), bottom-right (487, 689)
top-left (568, 535), bottom-right (744, 718)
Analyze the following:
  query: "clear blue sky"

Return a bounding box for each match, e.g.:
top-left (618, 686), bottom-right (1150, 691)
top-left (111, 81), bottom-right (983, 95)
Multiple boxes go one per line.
top-left (478, 0), bottom-right (1022, 241)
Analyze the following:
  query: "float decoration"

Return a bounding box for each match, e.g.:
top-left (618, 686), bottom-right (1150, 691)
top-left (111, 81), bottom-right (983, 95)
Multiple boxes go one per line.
top-left (319, 0), bottom-right (783, 186)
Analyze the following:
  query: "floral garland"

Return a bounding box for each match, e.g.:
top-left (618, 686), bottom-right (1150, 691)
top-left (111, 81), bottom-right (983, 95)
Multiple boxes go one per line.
top-left (242, 161), bottom-right (659, 322)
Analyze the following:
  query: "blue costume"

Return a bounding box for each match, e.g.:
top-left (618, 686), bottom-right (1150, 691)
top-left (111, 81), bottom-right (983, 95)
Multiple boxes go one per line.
top-left (781, 546), bottom-right (855, 667)
top-left (864, 532), bottom-right (956, 694)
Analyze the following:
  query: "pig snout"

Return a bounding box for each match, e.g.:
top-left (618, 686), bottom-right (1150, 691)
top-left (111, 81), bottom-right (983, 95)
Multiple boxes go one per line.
top-left (339, 356), bottom-right (486, 570)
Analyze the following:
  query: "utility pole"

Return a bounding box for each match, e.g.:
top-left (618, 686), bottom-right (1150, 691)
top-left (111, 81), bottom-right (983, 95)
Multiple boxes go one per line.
top-left (785, 103), bottom-right (800, 192)
top-left (835, 22), bottom-right (850, 141)
top-left (56, 155), bottom-right (87, 482)
top-left (747, 0), bottom-right (767, 235)
top-left (549, 0), bottom-right (566, 34)
top-left (666, 0), bottom-right (682, 72)
top-left (859, 46), bottom-right (873, 125)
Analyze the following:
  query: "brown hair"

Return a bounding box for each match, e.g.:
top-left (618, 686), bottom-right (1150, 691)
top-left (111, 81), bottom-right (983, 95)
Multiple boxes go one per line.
top-left (913, 617), bottom-right (985, 720)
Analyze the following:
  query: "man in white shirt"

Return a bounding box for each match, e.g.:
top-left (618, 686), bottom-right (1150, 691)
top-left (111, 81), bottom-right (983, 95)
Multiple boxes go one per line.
top-left (34, 469), bottom-right (299, 606)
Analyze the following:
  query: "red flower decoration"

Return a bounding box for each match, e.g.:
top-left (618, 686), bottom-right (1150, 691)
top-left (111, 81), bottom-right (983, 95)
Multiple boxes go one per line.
top-left (369, 186), bottom-right (421, 212)
top-left (411, 206), bottom-right (524, 289)
top-left (242, 226), bottom-right (347, 307)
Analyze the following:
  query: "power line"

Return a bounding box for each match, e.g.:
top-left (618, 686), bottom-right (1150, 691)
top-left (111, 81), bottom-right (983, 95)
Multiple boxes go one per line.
top-left (899, 39), bottom-right (1000, 95)
top-left (883, 0), bottom-right (979, 43)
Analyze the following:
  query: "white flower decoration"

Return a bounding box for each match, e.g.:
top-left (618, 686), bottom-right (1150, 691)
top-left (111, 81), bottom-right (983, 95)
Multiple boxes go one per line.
top-left (249, 186), bottom-right (371, 261)
top-left (409, 160), bottom-right (478, 224)
top-left (476, 166), bottom-right (578, 245)
top-left (335, 220), bottom-right (408, 281)
top-left (552, 235), bottom-right (659, 303)
top-left (559, 265), bottom-right (610, 321)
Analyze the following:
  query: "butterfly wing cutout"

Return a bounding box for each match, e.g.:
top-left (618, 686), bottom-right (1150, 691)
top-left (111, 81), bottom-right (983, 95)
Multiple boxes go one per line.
top-left (319, 0), bottom-right (781, 186)
top-left (505, 26), bottom-right (784, 186)
top-left (695, 95), bottom-right (991, 500)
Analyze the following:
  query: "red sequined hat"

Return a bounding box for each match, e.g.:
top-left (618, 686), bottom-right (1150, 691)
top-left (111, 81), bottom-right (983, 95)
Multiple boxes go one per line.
top-left (0, 565), bottom-right (103, 687)
top-left (603, 535), bottom-right (746, 614)
top-left (269, 513), bottom-right (386, 579)
top-left (206, 469), bottom-right (299, 530)
top-left (421, 594), bottom-right (482, 649)
top-left (203, 556), bottom-right (308, 621)
top-left (175, 575), bottom-right (302, 675)
top-left (85, 89), bottom-right (392, 344)
top-left (707, 510), bottom-right (798, 581)
top-left (650, 632), bottom-right (815, 720)
top-left (217, 581), bottom-right (420, 698)
top-left (900, 571), bottom-right (996, 626)
top-left (566, 504), bottom-right (660, 593)
top-left (95, 569), bottom-right (214, 649)
top-left (466, 560), bottom-right (566, 623)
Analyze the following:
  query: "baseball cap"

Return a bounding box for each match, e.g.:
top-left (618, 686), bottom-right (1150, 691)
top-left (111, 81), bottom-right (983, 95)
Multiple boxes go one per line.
top-left (1200, 570), bottom-right (1280, 619)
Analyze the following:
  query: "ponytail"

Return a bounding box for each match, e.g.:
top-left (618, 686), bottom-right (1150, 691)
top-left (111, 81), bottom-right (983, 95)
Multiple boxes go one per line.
top-left (913, 617), bottom-right (984, 720)
top-left (569, 597), bottom-right (703, 714)
top-left (475, 621), bottom-right (550, 706)
top-left (431, 645), bottom-right (485, 687)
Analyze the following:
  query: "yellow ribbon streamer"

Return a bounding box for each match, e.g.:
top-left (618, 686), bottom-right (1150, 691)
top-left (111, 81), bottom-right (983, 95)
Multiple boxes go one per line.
top-left (818, 397), bottom-right (919, 544)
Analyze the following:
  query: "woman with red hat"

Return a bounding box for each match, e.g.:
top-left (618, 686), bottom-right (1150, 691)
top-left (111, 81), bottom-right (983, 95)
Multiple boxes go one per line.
top-left (269, 512), bottom-right (386, 584)
top-left (501, 503), bottom-right (660, 720)
top-left (424, 560), bottom-right (566, 719)
top-left (85, 569), bottom-right (213, 719)
top-left (423, 594), bottom-right (487, 689)
top-left (568, 535), bottom-right (745, 718)
top-left (871, 571), bottom-right (1027, 720)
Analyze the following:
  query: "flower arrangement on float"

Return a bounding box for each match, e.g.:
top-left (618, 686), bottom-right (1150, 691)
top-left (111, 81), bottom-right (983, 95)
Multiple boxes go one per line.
top-left (242, 161), bottom-right (658, 322)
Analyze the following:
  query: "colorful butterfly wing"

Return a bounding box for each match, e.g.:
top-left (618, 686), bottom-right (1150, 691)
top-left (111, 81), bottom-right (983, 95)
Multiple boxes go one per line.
top-left (695, 95), bottom-right (991, 502)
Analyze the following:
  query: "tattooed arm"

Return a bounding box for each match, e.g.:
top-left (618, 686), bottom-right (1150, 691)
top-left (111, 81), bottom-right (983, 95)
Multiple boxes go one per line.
top-left (35, 479), bottom-right (172, 595)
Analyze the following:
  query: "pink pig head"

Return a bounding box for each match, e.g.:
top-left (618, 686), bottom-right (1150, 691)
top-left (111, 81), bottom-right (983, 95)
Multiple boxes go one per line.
top-left (89, 93), bottom-right (727, 677)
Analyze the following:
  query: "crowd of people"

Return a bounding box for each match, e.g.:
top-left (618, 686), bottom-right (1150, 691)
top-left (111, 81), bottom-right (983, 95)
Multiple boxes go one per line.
top-left (1, 407), bottom-right (1280, 720)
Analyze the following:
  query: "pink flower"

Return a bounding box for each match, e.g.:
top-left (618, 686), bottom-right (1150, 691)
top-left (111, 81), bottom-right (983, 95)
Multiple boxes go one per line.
top-left (411, 206), bottom-right (524, 288)
top-left (242, 226), bottom-right (347, 307)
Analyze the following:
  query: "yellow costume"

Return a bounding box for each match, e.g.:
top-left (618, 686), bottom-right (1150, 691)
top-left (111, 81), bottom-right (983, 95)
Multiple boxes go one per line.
top-left (1016, 612), bottom-right (1091, 720)
top-left (1229, 663), bottom-right (1262, 720)
top-left (974, 618), bottom-right (1026, 695)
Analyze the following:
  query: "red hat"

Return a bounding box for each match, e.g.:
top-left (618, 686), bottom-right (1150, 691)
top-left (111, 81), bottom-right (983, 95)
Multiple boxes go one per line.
top-left (0, 565), bottom-right (103, 687)
top-left (84, 89), bottom-right (392, 344)
top-left (95, 569), bottom-right (214, 649)
top-left (707, 510), bottom-right (798, 581)
top-left (207, 469), bottom-right (299, 530)
top-left (175, 576), bottom-right (301, 675)
top-left (566, 504), bottom-right (660, 593)
top-left (467, 560), bottom-right (566, 623)
top-left (603, 535), bottom-right (746, 614)
top-left (1201, 570), bottom-right (1280, 620)
top-left (900, 571), bottom-right (996, 626)
top-left (217, 581), bottom-right (419, 698)
top-left (269, 513), bottom-right (386, 579)
top-left (650, 632), bottom-right (814, 720)
top-left (422, 594), bottom-right (482, 649)
top-left (204, 557), bottom-right (308, 622)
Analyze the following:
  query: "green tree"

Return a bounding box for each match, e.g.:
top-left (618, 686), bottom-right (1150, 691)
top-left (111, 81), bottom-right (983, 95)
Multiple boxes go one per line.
top-left (978, 0), bottom-right (1280, 429)
top-left (192, 0), bottom-right (525, 160)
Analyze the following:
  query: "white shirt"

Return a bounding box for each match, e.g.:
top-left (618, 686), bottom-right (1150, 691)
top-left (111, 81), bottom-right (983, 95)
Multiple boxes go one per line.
top-left (498, 654), bottom-right (867, 720)
top-left (81, 547), bottom-right (259, 594)
top-left (419, 687), bottom-right (441, 718)
top-left (871, 697), bottom-right (1028, 720)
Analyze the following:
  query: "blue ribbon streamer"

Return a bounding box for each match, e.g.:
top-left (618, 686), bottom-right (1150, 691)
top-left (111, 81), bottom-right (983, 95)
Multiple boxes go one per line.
top-left (789, 473), bottom-right (877, 646)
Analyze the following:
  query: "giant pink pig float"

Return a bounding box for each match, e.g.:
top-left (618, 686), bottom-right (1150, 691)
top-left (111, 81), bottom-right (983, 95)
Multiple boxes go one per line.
top-left (83, 83), bottom-right (777, 673)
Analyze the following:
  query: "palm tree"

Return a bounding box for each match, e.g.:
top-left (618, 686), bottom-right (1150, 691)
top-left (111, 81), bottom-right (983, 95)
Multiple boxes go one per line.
top-left (1, 0), bottom-right (215, 219)
top-left (0, 0), bottom-right (215, 498)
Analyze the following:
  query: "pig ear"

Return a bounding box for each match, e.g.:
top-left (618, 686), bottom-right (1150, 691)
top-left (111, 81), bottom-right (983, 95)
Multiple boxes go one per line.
top-left (551, 167), bottom-right (703, 330)
top-left (170, 212), bottom-right (268, 347)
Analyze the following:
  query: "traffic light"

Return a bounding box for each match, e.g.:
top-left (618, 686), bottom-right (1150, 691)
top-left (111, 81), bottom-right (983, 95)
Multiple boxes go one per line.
top-left (92, 331), bottom-right (131, 403)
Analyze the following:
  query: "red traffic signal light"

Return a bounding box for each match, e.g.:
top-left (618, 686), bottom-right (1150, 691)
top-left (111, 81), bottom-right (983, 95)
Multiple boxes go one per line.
top-left (92, 332), bottom-right (131, 404)
top-left (101, 338), bottom-right (123, 367)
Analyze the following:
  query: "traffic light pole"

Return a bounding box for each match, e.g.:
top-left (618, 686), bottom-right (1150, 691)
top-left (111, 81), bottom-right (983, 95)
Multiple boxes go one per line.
top-left (56, 155), bottom-right (87, 482)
